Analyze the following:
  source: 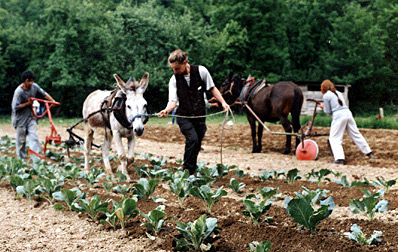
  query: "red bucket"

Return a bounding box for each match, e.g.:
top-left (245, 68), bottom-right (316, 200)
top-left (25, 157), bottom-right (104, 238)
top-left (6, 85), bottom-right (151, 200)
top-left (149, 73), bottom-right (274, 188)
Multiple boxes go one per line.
top-left (296, 139), bottom-right (319, 161)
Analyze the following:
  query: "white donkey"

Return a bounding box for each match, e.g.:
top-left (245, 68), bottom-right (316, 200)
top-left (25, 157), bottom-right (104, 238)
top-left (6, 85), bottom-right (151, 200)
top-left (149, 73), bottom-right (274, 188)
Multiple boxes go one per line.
top-left (82, 73), bottom-right (149, 181)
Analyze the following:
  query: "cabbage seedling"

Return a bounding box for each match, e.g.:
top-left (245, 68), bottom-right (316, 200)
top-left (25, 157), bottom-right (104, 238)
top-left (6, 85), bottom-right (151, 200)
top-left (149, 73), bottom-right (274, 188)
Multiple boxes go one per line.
top-left (372, 177), bottom-right (396, 192)
top-left (16, 179), bottom-right (41, 199)
top-left (344, 224), bottom-right (382, 245)
top-left (139, 205), bottom-right (172, 239)
top-left (52, 187), bottom-right (86, 211)
top-left (175, 214), bottom-right (218, 251)
top-left (241, 199), bottom-right (272, 226)
top-left (168, 170), bottom-right (191, 207)
top-left (115, 198), bottom-right (139, 230)
top-left (78, 195), bottom-right (109, 222)
top-left (133, 178), bottom-right (159, 199)
top-left (348, 189), bottom-right (388, 220)
top-left (285, 196), bottom-right (335, 233)
top-left (249, 240), bottom-right (272, 252)
top-left (190, 185), bottom-right (227, 213)
top-left (229, 178), bottom-right (245, 193)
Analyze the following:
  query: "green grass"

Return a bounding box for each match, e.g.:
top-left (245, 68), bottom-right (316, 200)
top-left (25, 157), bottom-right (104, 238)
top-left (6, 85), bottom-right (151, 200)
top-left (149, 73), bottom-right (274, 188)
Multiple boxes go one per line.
top-left (1, 112), bottom-right (397, 129)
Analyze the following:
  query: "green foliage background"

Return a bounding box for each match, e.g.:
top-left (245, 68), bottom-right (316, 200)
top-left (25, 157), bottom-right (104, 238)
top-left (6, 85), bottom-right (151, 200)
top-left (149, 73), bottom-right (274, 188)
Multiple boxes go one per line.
top-left (0, 0), bottom-right (396, 117)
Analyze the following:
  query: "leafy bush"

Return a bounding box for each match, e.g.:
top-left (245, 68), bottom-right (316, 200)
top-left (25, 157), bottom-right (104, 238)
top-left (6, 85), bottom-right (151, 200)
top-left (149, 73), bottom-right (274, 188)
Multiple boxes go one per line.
top-left (190, 185), bottom-right (227, 213)
top-left (139, 205), bottom-right (172, 239)
top-left (285, 196), bottom-right (335, 233)
top-left (344, 224), bottom-right (382, 245)
top-left (348, 189), bottom-right (388, 220)
top-left (133, 178), bottom-right (159, 199)
top-left (175, 214), bottom-right (218, 251)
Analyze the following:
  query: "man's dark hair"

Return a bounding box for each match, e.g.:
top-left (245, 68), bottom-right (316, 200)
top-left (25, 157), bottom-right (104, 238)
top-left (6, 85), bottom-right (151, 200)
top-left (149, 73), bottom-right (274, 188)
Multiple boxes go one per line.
top-left (21, 70), bottom-right (35, 82)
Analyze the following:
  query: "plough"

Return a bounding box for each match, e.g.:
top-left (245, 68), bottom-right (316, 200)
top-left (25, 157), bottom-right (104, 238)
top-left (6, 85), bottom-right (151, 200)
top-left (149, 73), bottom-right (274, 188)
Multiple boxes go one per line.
top-left (28, 97), bottom-right (61, 159)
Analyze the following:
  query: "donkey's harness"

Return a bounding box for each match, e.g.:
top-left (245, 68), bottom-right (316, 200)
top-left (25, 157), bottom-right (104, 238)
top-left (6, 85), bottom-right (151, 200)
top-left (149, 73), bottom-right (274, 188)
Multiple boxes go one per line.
top-left (65, 89), bottom-right (147, 152)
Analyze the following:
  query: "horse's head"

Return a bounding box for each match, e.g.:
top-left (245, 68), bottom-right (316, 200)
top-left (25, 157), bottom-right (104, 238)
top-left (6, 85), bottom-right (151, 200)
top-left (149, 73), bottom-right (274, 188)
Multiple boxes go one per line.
top-left (113, 72), bottom-right (149, 136)
top-left (219, 73), bottom-right (245, 105)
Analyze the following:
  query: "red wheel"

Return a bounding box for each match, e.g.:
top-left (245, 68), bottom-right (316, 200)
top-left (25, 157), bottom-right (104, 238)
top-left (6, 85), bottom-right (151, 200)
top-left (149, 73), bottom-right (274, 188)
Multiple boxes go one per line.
top-left (296, 139), bottom-right (319, 161)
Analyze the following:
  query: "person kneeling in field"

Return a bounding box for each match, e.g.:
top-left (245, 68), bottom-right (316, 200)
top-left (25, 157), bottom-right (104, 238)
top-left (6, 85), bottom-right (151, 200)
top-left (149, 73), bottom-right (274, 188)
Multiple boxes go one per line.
top-left (318, 80), bottom-right (376, 165)
top-left (158, 49), bottom-right (229, 175)
top-left (11, 70), bottom-right (56, 160)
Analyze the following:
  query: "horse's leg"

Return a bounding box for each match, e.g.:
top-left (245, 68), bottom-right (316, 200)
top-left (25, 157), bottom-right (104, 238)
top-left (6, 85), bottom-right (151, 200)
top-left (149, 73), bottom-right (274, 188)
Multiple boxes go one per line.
top-left (102, 128), bottom-right (113, 176)
top-left (127, 135), bottom-right (135, 168)
top-left (112, 130), bottom-right (130, 181)
top-left (292, 112), bottom-right (301, 150)
top-left (83, 124), bottom-right (94, 172)
top-left (257, 123), bottom-right (263, 153)
top-left (247, 115), bottom-right (259, 153)
top-left (280, 116), bottom-right (292, 154)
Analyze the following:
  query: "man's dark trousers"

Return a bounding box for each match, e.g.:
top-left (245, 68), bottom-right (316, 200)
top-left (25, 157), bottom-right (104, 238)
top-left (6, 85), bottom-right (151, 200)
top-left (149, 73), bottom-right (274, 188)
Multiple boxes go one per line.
top-left (177, 117), bottom-right (207, 175)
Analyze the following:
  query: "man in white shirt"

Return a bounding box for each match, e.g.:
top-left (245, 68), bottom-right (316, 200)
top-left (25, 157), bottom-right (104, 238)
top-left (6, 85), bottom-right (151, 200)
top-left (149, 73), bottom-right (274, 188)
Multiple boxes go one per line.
top-left (158, 49), bottom-right (228, 174)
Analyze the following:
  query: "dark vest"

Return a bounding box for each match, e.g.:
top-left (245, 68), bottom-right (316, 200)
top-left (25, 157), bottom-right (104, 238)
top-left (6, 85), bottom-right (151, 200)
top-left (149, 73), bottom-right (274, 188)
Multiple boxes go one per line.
top-left (176, 65), bottom-right (206, 116)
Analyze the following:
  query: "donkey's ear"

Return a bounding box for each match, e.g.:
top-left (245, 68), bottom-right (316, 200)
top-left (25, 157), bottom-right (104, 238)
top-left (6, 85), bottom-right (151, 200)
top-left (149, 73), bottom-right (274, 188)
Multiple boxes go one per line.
top-left (113, 74), bottom-right (127, 93)
top-left (137, 72), bottom-right (149, 94)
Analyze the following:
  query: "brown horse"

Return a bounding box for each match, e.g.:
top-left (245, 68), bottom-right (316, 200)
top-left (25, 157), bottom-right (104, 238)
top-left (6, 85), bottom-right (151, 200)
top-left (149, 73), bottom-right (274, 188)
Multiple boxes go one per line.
top-left (219, 74), bottom-right (303, 154)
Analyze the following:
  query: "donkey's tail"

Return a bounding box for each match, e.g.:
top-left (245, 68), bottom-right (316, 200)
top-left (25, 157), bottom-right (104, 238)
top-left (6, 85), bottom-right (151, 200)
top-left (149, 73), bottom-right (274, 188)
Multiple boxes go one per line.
top-left (292, 86), bottom-right (303, 131)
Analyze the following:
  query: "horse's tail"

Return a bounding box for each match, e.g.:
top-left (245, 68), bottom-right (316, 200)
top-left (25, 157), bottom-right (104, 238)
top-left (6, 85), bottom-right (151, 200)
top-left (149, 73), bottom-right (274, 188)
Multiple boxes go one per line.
top-left (291, 85), bottom-right (303, 131)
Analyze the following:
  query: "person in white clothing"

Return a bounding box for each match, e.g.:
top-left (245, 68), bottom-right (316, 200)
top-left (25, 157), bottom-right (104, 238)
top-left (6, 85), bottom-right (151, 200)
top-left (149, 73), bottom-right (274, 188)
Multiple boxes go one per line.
top-left (318, 80), bottom-right (376, 164)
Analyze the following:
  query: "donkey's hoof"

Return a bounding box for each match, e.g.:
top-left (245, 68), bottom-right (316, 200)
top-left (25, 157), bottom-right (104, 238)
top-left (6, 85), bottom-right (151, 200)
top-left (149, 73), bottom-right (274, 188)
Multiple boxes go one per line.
top-left (282, 149), bottom-right (291, 155)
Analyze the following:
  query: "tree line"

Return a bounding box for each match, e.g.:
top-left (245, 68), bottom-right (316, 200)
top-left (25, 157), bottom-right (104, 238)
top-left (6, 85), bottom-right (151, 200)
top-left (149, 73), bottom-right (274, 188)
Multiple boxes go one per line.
top-left (0, 0), bottom-right (396, 117)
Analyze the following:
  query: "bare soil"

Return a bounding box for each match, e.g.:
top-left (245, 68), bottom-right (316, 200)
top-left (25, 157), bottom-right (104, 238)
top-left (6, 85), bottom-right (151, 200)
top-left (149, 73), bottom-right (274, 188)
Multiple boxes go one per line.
top-left (0, 123), bottom-right (397, 251)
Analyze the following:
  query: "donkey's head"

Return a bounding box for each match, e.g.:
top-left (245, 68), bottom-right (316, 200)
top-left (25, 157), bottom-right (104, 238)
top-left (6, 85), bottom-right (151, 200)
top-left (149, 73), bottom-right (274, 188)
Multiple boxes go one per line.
top-left (113, 72), bottom-right (149, 136)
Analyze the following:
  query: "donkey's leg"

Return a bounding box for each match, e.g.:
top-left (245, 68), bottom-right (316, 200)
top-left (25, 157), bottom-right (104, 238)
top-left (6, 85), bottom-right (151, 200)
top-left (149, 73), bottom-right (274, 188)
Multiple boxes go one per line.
top-left (102, 128), bottom-right (113, 176)
top-left (83, 125), bottom-right (94, 172)
top-left (112, 130), bottom-right (130, 181)
top-left (127, 135), bottom-right (136, 167)
top-left (280, 116), bottom-right (292, 154)
top-left (247, 115), bottom-right (259, 153)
